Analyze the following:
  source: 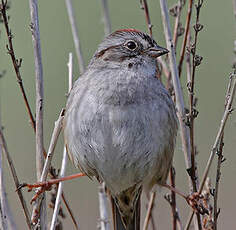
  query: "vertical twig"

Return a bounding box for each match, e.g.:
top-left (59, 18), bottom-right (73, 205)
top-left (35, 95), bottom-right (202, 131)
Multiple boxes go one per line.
top-left (50, 147), bottom-right (68, 230)
top-left (140, 0), bottom-right (153, 36)
top-left (0, 103), bottom-right (17, 230)
top-left (178, 0), bottom-right (193, 77)
top-left (213, 75), bottom-right (233, 230)
top-left (172, 0), bottom-right (186, 48)
top-left (98, 183), bottom-right (110, 230)
top-left (50, 53), bottom-right (79, 230)
top-left (29, 0), bottom-right (46, 227)
top-left (140, 0), bottom-right (169, 80)
top-left (31, 110), bottom-right (65, 226)
top-left (0, 1), bottom-right (77, 226)
top-left (100, 0), bottom-right (112, 36)
top-left (143, 192), bottom-right (156, 230)
top-left (0, 114), bottom-right (9, 230)
top-left (170, 167), bottom-right (177, 230)
top-left (0, 0), bottom-right (36, 131)
top-left (158, 0), bottom-right (192, 190)
top-left (0, 129), bottom-right (32, 229)
top-left (185, 74), bottom-right (236, 229)
top-left (65, 0), bottom-right (85, 74)
top-left (186, 1), bottom-right (204, 229)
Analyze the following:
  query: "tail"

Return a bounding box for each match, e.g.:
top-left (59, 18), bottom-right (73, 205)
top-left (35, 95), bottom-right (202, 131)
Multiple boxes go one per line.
top-left (111, 186), bottom-right (141, 230)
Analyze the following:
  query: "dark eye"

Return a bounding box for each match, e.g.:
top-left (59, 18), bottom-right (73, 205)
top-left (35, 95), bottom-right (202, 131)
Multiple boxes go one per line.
top-left (125, 40), bottom-right (138, 50)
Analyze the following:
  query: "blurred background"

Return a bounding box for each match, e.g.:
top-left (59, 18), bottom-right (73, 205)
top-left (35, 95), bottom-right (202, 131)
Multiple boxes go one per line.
top-left (0, 0), bottom-right (235, 229)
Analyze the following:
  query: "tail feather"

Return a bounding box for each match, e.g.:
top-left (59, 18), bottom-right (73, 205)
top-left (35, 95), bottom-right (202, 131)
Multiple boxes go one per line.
top-left (111, 187), bottom-right (141, 230)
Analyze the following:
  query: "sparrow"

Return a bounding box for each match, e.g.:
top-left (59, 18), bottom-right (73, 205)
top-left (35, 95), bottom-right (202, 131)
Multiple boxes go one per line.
top-left (64, 29), bottom-right (178, 230)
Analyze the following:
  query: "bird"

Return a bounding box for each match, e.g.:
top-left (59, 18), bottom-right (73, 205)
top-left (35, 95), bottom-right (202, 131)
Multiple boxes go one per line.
top-left (63, 29), bottom-right (178, 230)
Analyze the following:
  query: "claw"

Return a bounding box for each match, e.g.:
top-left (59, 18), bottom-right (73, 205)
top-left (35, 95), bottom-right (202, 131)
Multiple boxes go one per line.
top-left (186, 192), bottom-right (209, 215)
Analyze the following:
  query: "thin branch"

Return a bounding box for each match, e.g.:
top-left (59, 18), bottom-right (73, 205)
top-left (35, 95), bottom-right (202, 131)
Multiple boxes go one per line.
top-left (100, 0), bottom-right (112, 36)
top-left (65, 0), bottom-right (85, 74)
top-left (143, 192), bottom-right (156, 230)
top-left (159, 0), bottom-right (192, 190)
top-left (50, 147), bottom-right (69, 230)
top-left (0, 129), bottom-right (32, 229)
top-left (31, 110), bottom-right (64, 226)
top-left (213, 75), bottom-right (233, 230)
top-left (0, 121), bottom-right (9, 230)
top-left (0, 0), bottom-right (35, 131)
top-left (172, 0), bottom-right (186, 48)
top-left (178, 0), bottom-right (193, 77)
top-left (140, 0), bottom-right (153, 37)
top-left (29, 0), bottom-right (46, 227)
top-left (0, 102), bottom-right (17, 230)
top-left (50, 53), bottom-right (79, 230)
top-left (139, 0), bottom-right (170, 81)
top-left (186, 1), bottom-right (204, 228)
top-left (185, 74), bottom-right (236, 229)
top-left (98, 183), bottom-right (110, 230)
top-left (213, 138), bottom-right (223, 230)
top-left (68, 52), bottom-right (73, 93)
top-left (169, 167), bottom-right (177, 230)
top-left (0, 1), bottom-right (76, 225)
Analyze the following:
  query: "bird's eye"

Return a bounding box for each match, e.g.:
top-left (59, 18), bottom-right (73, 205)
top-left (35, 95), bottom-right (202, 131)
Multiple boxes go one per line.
top-left (124, 40), bottom-right (138, 51)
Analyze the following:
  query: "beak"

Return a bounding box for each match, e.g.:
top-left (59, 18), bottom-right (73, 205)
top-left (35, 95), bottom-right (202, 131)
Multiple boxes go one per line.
top-left (146, 45), bottom-right (169, 58)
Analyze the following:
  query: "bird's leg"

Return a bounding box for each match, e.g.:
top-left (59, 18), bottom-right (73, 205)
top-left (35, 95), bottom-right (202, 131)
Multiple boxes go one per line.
top-left (162, 183), bottom-right (208, 215)
top-left (17, 173), bottom-right (85, 203)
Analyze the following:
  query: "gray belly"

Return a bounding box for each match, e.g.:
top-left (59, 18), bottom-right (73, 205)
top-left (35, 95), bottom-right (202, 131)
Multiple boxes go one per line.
top-left (64, 96), bottom-right (177, 194)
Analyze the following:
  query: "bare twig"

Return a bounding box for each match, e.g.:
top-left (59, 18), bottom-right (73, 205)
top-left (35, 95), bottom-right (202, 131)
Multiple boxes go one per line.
top-left (65, 0), bottom-right (85, 74)
top-left (186, 1), bottom-right (204, 228)
top-left (186, 32), bottom-right (191, 83)
top-left (0, 129), bottom-right (32, 229)
top-left (98, 183), bottom-right (110, 230)
top-left (29, 0), bottom-right (46, 227)
top-left (0, 1), bottom-right (77, 226)
top-left (30, 109), bottom-right (64, 226)
top-left (140, 0), bottom-right (153, 37)
top-left (68, 52), bottom-right (73, 93)
top-left (0, 0), bottom-right (35, 131)
top-left (185, 74), bottom-right (236, 229)
top-left (0, 104), bottom-right (17, 230)
top-left (100, 0), bottom-right (112, 36)
top-left (213, 76), bottom-right (233, 230)
top-left (50, 147), bottom-right (69, 230)
top-left (172, 0), bottom-right (186, 48)
top-left (143, 192), bottom-right (156, 230)
top-left (170, 167), bottom-right (177, 230)
top-left (50, 53), bottom-right (79, 230)
top-left (178, 0), bottom-right (194, 77)
top-left (159, 0), bottom-right (192, 189)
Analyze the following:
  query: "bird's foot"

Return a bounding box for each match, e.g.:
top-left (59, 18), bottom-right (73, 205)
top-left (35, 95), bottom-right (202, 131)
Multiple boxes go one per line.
top-left (186, 192), bottom-right (209, 215)
top-left (17, 172), bottom-right (85, 204)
